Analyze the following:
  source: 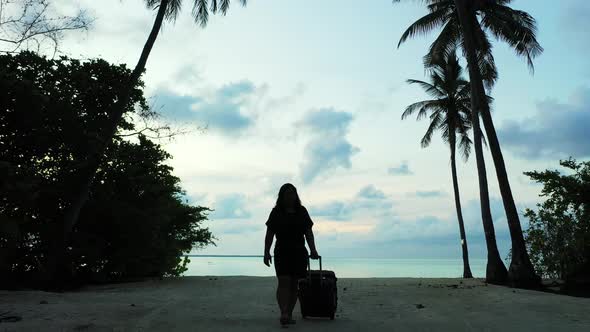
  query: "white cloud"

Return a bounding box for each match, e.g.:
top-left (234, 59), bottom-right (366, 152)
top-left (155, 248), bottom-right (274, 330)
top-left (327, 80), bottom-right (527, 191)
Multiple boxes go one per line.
top-left (297, 108), bottom-right (359, 183)
top-left (308, 184), bottom-right (394, 221)
top-left (210, 193), bottom-right (252, 219)
top-left (153, 80), bottom-right (257, 136)
top-left (388, 161), bottom-right (413, 175)
top-left (498, 88), bottom-right (590, 159)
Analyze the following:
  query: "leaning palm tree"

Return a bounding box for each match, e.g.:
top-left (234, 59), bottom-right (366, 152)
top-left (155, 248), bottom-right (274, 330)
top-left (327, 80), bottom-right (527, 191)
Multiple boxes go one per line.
top-left (46, 0), bottom-right (247, 283)
top-left (394, 0), bottom-right (542, 287)
top-left (403, 50), bottom-right (486, 279)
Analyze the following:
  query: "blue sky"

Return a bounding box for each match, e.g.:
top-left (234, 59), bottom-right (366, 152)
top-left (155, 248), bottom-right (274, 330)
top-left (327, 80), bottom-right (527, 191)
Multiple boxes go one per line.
top-left (52, 0), bottom-right (590, 259)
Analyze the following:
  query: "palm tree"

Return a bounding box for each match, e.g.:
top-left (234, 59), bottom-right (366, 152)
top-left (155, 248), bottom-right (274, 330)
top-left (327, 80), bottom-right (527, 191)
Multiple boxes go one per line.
top-left (403, 50), bottom-right (485, 279)
top-left (46, 0), bottom-right (247, 283)
top-left (395, 0), bottom-right (542, 287)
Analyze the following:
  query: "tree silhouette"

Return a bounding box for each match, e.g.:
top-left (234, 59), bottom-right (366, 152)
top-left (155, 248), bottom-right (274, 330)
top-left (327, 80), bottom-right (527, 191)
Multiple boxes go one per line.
top-left (403, 50), bottom-right (477, 278)
top-left (394, 0), bottom-right (543, 287)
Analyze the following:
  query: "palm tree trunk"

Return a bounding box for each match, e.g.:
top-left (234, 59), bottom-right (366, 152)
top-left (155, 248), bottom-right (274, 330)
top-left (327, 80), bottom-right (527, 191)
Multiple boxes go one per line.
top-left (453, 0), bottom-right (507, 284)
top-left (449, 132), bottom-right (473, 278)
top-left (456, 0), bottom-right (540, 289)
top-left (44, 0), bottom-right (171, 285)
top-left (478, 105), bottom-right (539, 288)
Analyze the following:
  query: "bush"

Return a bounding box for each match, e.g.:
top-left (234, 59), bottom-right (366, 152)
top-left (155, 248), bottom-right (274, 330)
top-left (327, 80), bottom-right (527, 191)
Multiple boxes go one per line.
top-left (524, 159), bottom-right (590, 281)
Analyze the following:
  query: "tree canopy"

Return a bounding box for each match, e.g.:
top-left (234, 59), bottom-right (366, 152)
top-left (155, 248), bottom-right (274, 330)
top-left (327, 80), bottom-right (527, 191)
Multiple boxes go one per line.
top-left (0, 52), bottom-right (213, 286)
top-left (524, 159), bottom-right (590, 281)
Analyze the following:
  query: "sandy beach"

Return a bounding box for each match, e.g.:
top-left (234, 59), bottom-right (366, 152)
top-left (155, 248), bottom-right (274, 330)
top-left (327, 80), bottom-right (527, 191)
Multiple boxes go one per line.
top-left (1, 277), bottom-right (589, 331)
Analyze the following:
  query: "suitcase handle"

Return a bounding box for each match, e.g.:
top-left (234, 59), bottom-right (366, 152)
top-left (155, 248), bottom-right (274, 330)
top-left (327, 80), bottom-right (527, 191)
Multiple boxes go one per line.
top-left (306, 255), bottom-right (323, 276)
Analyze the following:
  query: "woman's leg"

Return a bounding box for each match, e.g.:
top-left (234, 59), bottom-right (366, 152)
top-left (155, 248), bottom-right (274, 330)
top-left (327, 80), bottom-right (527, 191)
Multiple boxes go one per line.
top-left (287, 277), bottom-right (299, 318)
top-left (276, 276), bottom-right (291, 320)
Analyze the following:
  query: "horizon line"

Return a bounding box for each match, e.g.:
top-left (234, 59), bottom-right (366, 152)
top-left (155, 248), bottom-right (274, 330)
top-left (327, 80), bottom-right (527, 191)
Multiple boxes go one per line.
top-left (184, 255), bottom-right (489, 260)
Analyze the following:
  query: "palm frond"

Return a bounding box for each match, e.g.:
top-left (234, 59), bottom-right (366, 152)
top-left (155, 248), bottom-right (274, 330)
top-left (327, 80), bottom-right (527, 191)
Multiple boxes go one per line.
top-left (455, 79), bottom-right (470, 98)
top-left (427, 0), bottom-right (455, 14)
top-left (480, 4), bottom-right (543, 72)
top-left (192, 0), bottom-right (210, 27)
top-left (423, 16), bottom-right (460, 67)
top-left (430, 70), bottom-right (447, 93)
top-left (402, 99), bottom-right (440, 120)
top-left (421, 111), bottom-right (443, 148)
top-left (406, 79), bottom-right (446, 98)
top-left (146, 0), bottom-right (182, 21)
top-left (458, 129), bottom-right (472, 161)
top-left (218, 0), bottom-right (249, 13)
top-left (477, 50), bottom-right (498, 89)
top-left (398, 9), bottom-right (451, 48)
top-left (440, 118), bottom-right (452, 145)
top-left (404, 47), bottom-right (474, 157)
top-left (192, 0), bottom-right (247, 27)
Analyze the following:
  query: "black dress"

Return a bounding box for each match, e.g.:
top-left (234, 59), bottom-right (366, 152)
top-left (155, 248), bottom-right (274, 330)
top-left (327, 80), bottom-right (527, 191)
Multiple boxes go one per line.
top-left (265, 206), bottom-right (314, 278)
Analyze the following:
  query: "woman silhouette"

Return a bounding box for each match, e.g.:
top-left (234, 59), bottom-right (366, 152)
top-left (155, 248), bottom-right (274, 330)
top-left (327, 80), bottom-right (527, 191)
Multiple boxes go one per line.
top-left (263, 183), bottom-right (319, 326)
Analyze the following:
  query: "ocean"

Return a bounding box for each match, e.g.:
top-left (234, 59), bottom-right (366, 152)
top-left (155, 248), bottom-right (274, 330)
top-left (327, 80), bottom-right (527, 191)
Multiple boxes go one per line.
top-left (183, 256), bottom-right (488, 278)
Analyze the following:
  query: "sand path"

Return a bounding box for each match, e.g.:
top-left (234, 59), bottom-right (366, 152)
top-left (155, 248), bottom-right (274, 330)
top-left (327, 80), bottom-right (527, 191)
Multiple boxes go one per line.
top-left (1, 277), bottom-right (589, 331)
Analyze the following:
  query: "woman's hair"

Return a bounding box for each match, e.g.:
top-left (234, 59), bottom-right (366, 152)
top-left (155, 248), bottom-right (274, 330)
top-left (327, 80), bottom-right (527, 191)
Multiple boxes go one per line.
top-left (275, 183), bottom-right (302, 211)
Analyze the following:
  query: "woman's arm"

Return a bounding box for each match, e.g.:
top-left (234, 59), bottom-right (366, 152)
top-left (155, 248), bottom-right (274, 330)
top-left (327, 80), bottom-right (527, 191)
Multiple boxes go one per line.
top-left (264, 228), bottom-right (275, 254)
top-left (263, 228), bottom-right (274, 266)
top-left (305, 229), bottom-right (319, 259)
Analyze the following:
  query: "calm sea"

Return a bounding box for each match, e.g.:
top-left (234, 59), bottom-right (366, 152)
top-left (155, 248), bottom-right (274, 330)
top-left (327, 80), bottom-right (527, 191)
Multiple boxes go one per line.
top-left (183, 256), bottom-right (488, 278)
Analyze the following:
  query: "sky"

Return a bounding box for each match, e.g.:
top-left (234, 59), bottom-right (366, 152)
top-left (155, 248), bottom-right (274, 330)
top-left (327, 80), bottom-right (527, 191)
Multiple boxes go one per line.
top-left (46, 0), bottom-right (590, 259)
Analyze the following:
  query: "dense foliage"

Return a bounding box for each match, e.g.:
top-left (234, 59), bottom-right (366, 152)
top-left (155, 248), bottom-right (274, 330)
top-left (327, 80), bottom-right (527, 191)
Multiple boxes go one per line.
top-left (0, 52), bottom-right (213, 285)
top-left (524, 159), bottom-right (590, 280)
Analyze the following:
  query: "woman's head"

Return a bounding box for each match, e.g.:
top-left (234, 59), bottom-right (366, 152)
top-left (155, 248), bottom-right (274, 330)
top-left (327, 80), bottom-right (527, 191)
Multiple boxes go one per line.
top-left (275, 183), bottom-right (302, 210)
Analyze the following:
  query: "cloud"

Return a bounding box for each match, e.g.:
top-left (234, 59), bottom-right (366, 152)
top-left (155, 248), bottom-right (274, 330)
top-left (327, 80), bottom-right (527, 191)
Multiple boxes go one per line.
top-left (497, 88), bottom-right (590, 159)
top-left (218, 81), bottom-right (256, 99)
top-left (309, 201), bottom-right (353, 220)
top-left (358, 184), bottom-right (386, 199)
top-left (308, 185), bottom-right (393, 221)
top-left (153, 80), bottom-right (257, 135)
top-left (210, 193), bottom-right (252, 219)
top-left (388, 161), bottom-right (413, 176)
top-left (298, 109), bottom-right (354, 133)
top-left (415, 190), bottom-right (445, 198)
top-left (356, 196), bottom-right (518, 259)
top-left (297, 108), bottom-right (359, 183)
top-left (152, 93), bottom-right (203, 120)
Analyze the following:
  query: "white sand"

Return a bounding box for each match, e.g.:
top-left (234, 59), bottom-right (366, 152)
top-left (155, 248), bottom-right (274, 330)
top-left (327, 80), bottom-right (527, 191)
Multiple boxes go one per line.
top-left (1, 277), bottom-right (589, 331)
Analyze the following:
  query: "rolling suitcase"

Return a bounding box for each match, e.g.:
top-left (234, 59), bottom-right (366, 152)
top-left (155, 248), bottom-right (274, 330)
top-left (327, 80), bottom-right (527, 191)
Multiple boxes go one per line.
top-left (297, 256), bottom-right (338, 320)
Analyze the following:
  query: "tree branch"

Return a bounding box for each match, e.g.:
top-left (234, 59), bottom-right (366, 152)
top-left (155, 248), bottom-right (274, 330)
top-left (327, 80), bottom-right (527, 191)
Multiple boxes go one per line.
top-left (0, 0), bottom-right (91, 55)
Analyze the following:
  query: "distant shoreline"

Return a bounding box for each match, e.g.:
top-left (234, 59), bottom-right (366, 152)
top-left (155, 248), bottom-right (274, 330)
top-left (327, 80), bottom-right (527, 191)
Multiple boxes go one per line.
top-left (184, 254), bottom-right (264, 258)
top-left (183, 255), bottom-right (489, 259)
